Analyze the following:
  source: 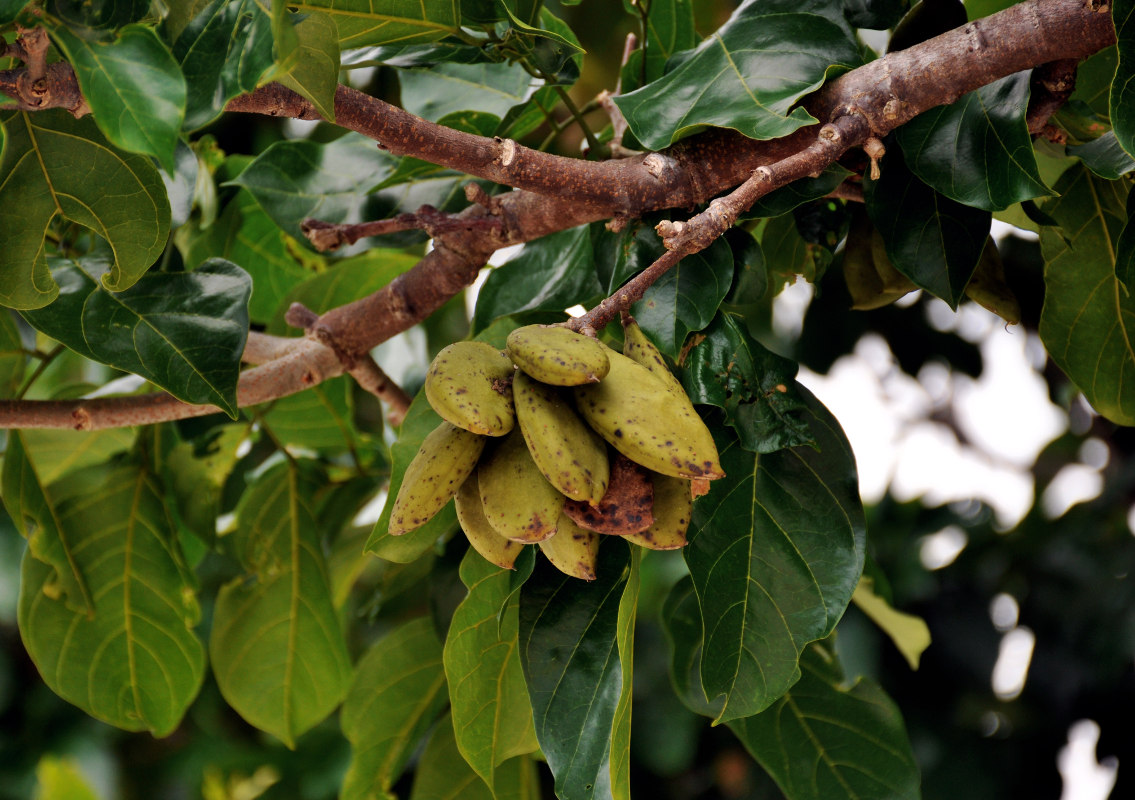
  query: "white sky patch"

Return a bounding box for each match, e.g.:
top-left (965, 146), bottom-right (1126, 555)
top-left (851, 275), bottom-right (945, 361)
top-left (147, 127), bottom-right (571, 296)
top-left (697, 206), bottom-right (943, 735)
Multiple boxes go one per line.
top-left (352, 488), bottom-right (389, 528)
top-left (1043, 464), bottom-right (1105, 519)
top-left (992, 626), bottom-right (1036, 700)
top-left (919, 525), bottom-right (968, 570)
top-left (990, 592), bottom-right (1020, 633)
top-left (771, 277), bottom-right (814, 341)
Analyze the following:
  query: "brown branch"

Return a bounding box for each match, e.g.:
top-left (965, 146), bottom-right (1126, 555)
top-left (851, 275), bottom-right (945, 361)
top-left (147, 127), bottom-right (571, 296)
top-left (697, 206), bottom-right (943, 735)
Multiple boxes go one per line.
top-left (0, 0), bottom-right (1119, 430)
top-left (302, 205), bottom-right (503, 252)
top-left (349, 356), bottom-right (413, 426)
top-left (568, 114), bottom-right (872, 332)
top-left (1027, 58), bottom-right (1079, 134)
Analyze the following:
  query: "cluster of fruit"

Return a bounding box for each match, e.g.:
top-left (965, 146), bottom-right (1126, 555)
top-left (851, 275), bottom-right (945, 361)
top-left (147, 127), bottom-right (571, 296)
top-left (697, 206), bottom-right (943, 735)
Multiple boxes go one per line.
top-left (387, 320), bottom-right (725, 579)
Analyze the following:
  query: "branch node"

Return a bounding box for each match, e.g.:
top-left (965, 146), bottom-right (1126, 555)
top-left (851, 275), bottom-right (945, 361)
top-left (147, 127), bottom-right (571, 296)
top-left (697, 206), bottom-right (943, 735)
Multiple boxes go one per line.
top-left (494, 136), bottom-right (518, 167)
top-left (753, 166), bottom-right (774, 182)
top-left (606, 215), bottom-right (630, 232)
top-left (71, 408), bottom-right (91, 431)
top-left (465, 183), bottom-right (502, 213)
top-left (819, 123), bottom-right (843, 143)
top-left (285, 303), bottom-right (321, 331)
top-left (642, 152), bottom-right (677, 179)
top-left (883, 98), bottom-right (902, 121)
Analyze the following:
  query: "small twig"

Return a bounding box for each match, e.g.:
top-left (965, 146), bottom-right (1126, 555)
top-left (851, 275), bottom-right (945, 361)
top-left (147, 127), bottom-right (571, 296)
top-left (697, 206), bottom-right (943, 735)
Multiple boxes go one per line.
top-left (827, 180), bottom-right (865, 203)
top-left (1027, 58), bottom-right (1078, 135)
top-left (301, 206), bottom-right (503, 252)
top-left (16, 26), bottom-right (47, 82)
top-left (348, 355), bottom-right (413, 426)
top-left (569, 113), bottom-right (871, 332)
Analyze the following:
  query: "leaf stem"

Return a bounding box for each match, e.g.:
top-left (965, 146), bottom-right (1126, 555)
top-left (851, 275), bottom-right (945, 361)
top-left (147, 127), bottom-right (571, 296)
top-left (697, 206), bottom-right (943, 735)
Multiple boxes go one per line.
top-left (16, 344), bottom-right (64, 399)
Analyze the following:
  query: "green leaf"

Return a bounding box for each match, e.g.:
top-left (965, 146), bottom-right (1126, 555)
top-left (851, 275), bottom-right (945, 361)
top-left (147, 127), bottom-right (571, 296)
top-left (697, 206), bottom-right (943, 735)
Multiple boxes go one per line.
top-left (0, 310), bottom-right (26, 398)
top-left (260, 374), bottom-right (362, 453)
top-left (842, 0), bottom-right (906, 29)
top-left (518, 539), bottom-right (631, 800)
top-left (661, 575), bottom-right (723, 717)
top-left (1039, 165), bottom-right (1135, 425)
top-left (409, 714), bottom-right (541, 800)
top-left (229, 133), bottom-right (396, 241)
top-left (46, 0), bottom-right (150, 37)
top-left (864, 143), bottom-right (990, 307)
top-left (628, 0), bottom-right (696, 85)
top-left (2, 432), bottom-right (95, 616)
top-left (686, 387), bottom-right (865, 722)
top-left (612, 0), bottom-right (860, 150)
top-left (21, 258), bottom-right (251, 418)
top-left (491, 7), bottom-right (583, 86)
top-left (444, 550), bottom-right (539, 794)
top-left (609, 548), bottom-right (640, 800)
top-left (1070, 132), bottom-right (1135, 180)
top-left (398, 61), bottom-right (539, 122)
top-left (174, 0), bottom-right (276, 131)
top-left (852, 576), bottom-right (932, 670)
top-left (163, 423), bottom-right (248, 544)
top-left (297, 0), bottom-right (462, 48)
top-left (896, 72), bottom-right (1052, 211)
top-left (761, 212), bottom-right (832, 289)
top-left (472, 225), bottom-right (602, 332)
top-left (631, 237), bottom-right (733, 359)
top-left (16, 428), bottom-right (134, 486)
top-left (33, 756), bottom-right (99, 800)
top-left (1, 0), bottom-right (29, 25)
top-left (681, 313), bottom-right (814, 453)
top-left (180, 188), bottom-right (311, 324)
top-left (0, 110), bottom-right (170, 310)
top-left (275, 11), bottom-right (341, 121)
top-left (210, 461), bottom-right (352, 746)
top-left (268, 248), bottom-right (419, 333)
top-left (1111, 0), bottom-right (1135, 159)
top-left (341, 618), bottom-right (448, 800)
top-left (17, 462), bottom-right (205, 736)
top-left (49, 24), bottom-right (187, 173)
top-left (366, 392), bottom-right (458, 562)
top-left (728, 642), bottom-right (921, 800)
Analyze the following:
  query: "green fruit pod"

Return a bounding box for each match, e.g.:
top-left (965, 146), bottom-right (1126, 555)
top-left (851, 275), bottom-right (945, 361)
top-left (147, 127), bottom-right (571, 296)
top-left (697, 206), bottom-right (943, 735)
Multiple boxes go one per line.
top-left (506, 325), bottom-right (610, 386)
top-left (424, 341), bottom-right (516, 435)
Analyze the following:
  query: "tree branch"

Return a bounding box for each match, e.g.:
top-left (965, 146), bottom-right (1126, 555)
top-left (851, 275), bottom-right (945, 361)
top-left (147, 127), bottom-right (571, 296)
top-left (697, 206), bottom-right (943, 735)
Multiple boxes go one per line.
top-left (0, 0), bottom-right (1118, 430)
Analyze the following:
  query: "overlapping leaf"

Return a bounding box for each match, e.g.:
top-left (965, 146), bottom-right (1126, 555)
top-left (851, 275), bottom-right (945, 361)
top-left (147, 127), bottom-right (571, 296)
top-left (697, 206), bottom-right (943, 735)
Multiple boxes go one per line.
top-left (296, 0), bottom-right (461, 48)
top-left (163, 424), bottom-right (249, 544)
top-left (685, 387), bottom-right (865, 722)
top-left (0, 110), bottom-right (170, 310)
top-left (0, 310), bottom-right (26, 397)
top-left (864, 144), bottom-right (990, 307)
top-left (182, 189), bottom-right (311, 324)
top-left (518, 540), bottom-right (632, 800)
top-left (1039, 165), bottom-right (1135, 425)
top-left (409, 713), bottom-right (541, 800)
top-left (341, 618), bottom-right (448, 800)
top-left (49, 24), bottom-right (187, 172)
top-left (444, 550), bottom-right (539, 794)
top-left (230, 132), bottom-right (397, 241)
top-left (473, 225), bottom-right (602, 332)
top-left (622, 0), bottom-right (696, 86)
top-left (16, 462), bottom-right (205, 736)
top-left (21, 258), bottom-right (251, 418)
top-left (210, 461), bottom-right (352, 746)
top-left (1070, 132), bottom-right (1135, 180)
top-left (174, 0), bottom-right (276, 130)
top-left (260, 375), bottom-right (362, 453)
top-left (896, 72), bottom-right (1051, 211)
top-left (399, 62), bottom-right (539, 122)
top-left (681, 313), bottom-right (814, 453)
top-left (609, 548), bottom-right (640, 800)
top-left (46, 0), bottom-right (150, 37)
top-left (16, 428), bottom-right (134, 486)
top-left (613, 0), bottom-right (860, 149)
top-left (275, 11), bottom-right (341, 121)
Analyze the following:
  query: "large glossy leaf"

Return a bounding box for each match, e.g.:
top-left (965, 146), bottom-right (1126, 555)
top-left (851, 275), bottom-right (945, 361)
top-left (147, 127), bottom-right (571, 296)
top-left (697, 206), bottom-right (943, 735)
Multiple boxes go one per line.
top-left (685, 387), bottom-right (865, 722)
top-left (410, 714), bottom-right (542, 800)
top-left (1112, 0), bottom-right (1135, 159)
top-left (729, 642), bottom-right (921, 800)
top-left (864, 144), bottom-right (990, 307)
top-left (229, 133), bottom-right (396, 241)
top-left (21, 258), bottom-right (251, 418)
top-left (341, 618), bottom-right (448, 800)
top-left (681, 313), bottom-right (814, 453)
top-left (17, 462), bottom-right (205, 736)
top-left (896, 72), bottom-right (1051, 211)
top-left (612, 0), bottom-right (860, 150)
top-left (0, 110), bottom-right (170, 310)
top-left (1039, 165), bottom-right (1135, 425)
top-left (275, 11), bottom-right (341, 121)
top-left (518, 540), bottom-right (631, 800)
top-left (1070, 132), bottom-right (1135, 180)
top-left (296, 0), bottom-right (462, 48)
top-left (49, 24), bottom-right (186, 172)
top-left (661, 575), bottom-right (722, 718)
top-left (174, 0), bottom-right (276, 130)
top-left (631, 238), bottom-right (733, 360)
top-left (472, 225), bottom-right (602, 332)
top-left (444, 550), bottom-right (539, 794)
top-left (181, 189), bottom-right (311, 324)
top-left (210, 461), bottom-right (352, 746)
top-left (366, 392), bottom-right (459, 562)
top-left (399, 62), bottom-right (538, 122)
